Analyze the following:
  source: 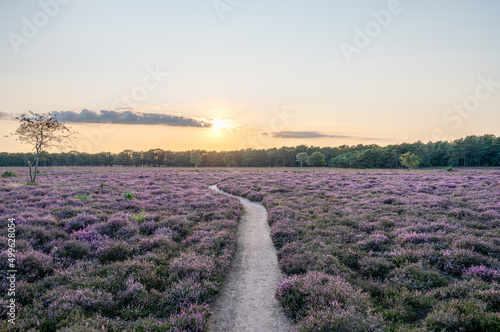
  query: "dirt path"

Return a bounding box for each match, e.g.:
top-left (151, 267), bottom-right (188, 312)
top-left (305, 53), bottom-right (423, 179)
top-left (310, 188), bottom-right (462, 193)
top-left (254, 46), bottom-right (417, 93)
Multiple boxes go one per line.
top-left (208, 185), bottom-right (293, 332)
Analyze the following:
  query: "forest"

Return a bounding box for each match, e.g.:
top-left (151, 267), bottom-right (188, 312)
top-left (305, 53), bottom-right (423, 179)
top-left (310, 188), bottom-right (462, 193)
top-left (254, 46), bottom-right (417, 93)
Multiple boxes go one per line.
top-left (1, 134), bottom-right (499, 169)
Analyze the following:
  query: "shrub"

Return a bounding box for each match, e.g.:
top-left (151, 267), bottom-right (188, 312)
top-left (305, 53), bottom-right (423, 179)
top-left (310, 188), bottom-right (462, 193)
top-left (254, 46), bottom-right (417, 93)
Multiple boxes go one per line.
top-left (124, 191), bottom-right (136, 200)
top-left (64, 214), bottom-right (100, 233)
top-left (275, 271), bottom-right (375, 322)
top-left (479, 287), bottom-right (500, 311)
top-left (162, 280), bottom-right (217, 317)
top-left (16, 250), bottom-right (53, 283)
top-left (17, 225), bottom-right (68, 252)
top-left (169, 253), bottom-right (215, 283)
top-left (1, 170), bottom-right (17, 177)
top-left (359, 233), bottom-right (390, 251)
top-left (52, 206), bottom-right (79, 220)
top-left (52, 240), bottom-right (90, 264)
top-left (135, 210), bottom-right (147, 223)
top-left (74, 193), bottom-right (92, 201)
top-left (95, 215), bottom-right (137, 239)
top-left (425, 299), bottom-right (500, 331)
top-left (270, 220), bottom-right (300, 249)
top-left (359, 256), bottom-right (394, 279)
top-left (168, 303), bottom-right (211, 332)
top-left (464, 265), bottom-right (500, 282)
top-left (296, 305), bottom-right (384, 332)
top-left (445, 166), bottom-right (453, 172)
top-left (390, 263), bottom-right (449, 291)
top-left (96, 241), bottom-right (132, 263)
top-left (431, 248), bottom-right (490, 276)
top-left (279, 253), bottom-right (314, 275)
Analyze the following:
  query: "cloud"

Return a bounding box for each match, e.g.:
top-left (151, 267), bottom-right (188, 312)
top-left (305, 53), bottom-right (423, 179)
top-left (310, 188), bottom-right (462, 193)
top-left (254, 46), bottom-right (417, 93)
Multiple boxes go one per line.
top-left (271, 131), bottom-right (350, 139)
top-left (0, 112), bottom-right (15, 120)
top-left (52, 109), bottom-right (211, 128)
top-left (269, 131), bottom-right (389, 141)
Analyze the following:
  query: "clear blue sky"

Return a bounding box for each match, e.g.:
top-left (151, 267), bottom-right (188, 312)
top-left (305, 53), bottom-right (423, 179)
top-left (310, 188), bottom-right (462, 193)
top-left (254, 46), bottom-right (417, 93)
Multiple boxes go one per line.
top-left (1, 0), bottom-right (499, 152)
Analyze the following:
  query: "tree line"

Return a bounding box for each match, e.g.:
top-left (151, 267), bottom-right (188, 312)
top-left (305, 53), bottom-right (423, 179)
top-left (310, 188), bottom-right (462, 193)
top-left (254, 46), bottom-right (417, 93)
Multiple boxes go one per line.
top-left (1, 134), bottom-right (499, 169)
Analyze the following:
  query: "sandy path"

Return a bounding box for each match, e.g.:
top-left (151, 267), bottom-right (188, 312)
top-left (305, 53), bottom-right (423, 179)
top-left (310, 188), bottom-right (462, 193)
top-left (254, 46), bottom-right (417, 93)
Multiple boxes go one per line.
top-left (208, 185), bottom-right (293, 332)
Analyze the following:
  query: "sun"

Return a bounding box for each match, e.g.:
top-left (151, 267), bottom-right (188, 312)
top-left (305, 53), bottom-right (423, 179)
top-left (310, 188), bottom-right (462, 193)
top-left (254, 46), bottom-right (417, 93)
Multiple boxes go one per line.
top-left (210, 118), bottom-right (234, 130)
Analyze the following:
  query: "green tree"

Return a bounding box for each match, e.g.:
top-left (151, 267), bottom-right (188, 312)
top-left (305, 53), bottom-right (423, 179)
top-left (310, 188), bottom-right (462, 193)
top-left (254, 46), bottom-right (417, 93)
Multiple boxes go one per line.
top-left (307, 151), bottom-right (327, 167)
top-left (296, 152), bottom-right (309, 167)
top-left (223, 153), bottom-right (236, 167)
top-left (190, 152), bottom-right (203, 167)
top-left (400, 151), bottom-right (421, 170)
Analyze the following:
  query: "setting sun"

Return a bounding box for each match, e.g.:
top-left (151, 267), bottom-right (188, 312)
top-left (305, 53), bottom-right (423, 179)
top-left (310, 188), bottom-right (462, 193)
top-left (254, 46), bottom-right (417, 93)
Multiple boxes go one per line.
top-left (210, 118), bottom-right (234, 130)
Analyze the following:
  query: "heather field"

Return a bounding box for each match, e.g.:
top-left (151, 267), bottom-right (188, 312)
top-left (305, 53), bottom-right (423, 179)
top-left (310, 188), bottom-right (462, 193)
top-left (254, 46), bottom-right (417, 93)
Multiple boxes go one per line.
top-left (217, 169), bottom-right (500, 331)
top-left (0, 168), bottom-right (242, 331)
top-left (1, 168), bottom-right (500, 331)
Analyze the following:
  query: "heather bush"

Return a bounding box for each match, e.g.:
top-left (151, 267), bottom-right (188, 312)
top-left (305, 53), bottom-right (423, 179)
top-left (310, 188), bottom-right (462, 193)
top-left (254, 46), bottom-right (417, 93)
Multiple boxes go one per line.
top-left (425, 298), bottom-right (500, 331)
top-left (17, 224), bottom-right (67, 252)
top-left (279, 252), bottom-right (315, 275)
top-left (359, 256), bottom-right (394, 279)
top-left (464, 265), bottom-right (500, 282)
top-left (0, 169), bottom-right (243, 330)
top-left (64, 213), bottom-right (100, 232)
top-left (52, 240), bottom-right (90, 265)
top-left (270, 220), bottom-right (300, 249)
top-left (275, 271), bottom-right (375, 322)
top-left (96, 240), bottom-right (132, 263)
top-left (479, 286), bottom-right (500, 311)
top-left (168, 303), bottom-right (211, 332)
top-left (295, 305), bottom-right (384, 332)
top-left (95, 214), bottom-right (138, 240)
top-left (390, 263), bottom-right (449, 291)
top-left (51, 206), bottom-right (80, 219)
top-left (217, 169), bottom-right (500, 329)
top-left (358, 233), bottom-right (390, 251)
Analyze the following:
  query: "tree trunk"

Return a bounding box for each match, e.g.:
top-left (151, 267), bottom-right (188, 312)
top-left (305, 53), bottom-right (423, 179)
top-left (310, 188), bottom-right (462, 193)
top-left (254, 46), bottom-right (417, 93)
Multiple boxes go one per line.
top-left (28, 160), bottom-right (34, 182)
top-left (33, 152), bottom-right (40, 183)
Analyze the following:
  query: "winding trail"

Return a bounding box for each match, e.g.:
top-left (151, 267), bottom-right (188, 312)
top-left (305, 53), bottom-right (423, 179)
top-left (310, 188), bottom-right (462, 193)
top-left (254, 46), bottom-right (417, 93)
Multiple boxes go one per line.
top-left (208, 185), bottom-right (292, 332)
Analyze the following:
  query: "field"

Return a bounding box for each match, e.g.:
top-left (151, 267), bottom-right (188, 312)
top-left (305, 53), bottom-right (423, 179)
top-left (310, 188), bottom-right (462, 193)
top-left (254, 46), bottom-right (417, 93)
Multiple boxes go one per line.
top-left (1, 167), bottom-right (500, 331)
top-left (218, 169), bottom-right (500, 331)
top-left (0, 168), bottom-right (242, 331)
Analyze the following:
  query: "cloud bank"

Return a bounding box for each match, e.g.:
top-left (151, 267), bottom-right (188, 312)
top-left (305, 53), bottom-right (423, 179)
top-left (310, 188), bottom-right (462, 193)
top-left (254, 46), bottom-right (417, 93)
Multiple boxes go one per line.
top-left (270, 131), bottom-right (350, 139)
top-left (269, 131), bottom-right (387, 141)
top-left (52, 109), bottom-right (211, 128)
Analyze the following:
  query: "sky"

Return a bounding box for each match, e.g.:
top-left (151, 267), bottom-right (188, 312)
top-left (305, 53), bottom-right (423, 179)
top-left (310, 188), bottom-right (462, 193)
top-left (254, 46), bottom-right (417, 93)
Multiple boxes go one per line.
top-left (0, 0), bottom-right (499, 153)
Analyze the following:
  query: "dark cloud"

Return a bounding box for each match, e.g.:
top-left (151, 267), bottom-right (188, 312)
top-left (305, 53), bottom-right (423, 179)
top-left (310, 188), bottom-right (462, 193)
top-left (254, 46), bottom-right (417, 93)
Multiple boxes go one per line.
top-left (271, 131), bottom-right (350, 139)
top-left (52, 109), bottom-right (211, 128)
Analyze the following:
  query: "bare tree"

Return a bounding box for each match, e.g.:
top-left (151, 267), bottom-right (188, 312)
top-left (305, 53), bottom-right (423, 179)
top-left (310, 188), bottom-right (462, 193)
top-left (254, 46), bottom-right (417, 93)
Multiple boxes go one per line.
top-left (7, 112), bottom-right (76, 183)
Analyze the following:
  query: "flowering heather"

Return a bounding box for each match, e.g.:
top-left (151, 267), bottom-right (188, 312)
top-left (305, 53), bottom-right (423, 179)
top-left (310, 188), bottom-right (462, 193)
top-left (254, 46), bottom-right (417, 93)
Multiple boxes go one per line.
top-left (0, 168), bottom-right (242, 331)
top-left (218, 169), bottom-right (500, 330)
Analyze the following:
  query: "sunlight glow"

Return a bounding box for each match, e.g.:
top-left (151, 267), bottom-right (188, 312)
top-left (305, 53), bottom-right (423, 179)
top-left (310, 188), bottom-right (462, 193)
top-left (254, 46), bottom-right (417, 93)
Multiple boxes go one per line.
top-left (210, 118), bottom-right (234, 130)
